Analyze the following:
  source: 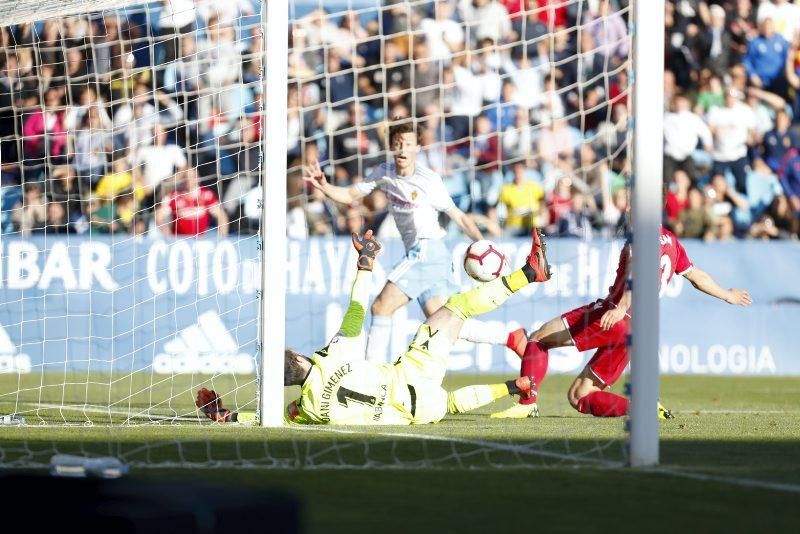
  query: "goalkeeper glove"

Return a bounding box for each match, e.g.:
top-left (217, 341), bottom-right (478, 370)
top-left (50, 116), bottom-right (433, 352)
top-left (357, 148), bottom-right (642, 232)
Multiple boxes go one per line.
top-left (351, 229), bottom-right (382, 271)
top-left (195, 388), bottom-right (238, 423)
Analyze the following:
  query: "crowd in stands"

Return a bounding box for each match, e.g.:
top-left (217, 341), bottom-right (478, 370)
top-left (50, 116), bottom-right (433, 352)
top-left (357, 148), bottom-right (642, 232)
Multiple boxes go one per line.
top-left (1, 0), bottom-right (799, 241)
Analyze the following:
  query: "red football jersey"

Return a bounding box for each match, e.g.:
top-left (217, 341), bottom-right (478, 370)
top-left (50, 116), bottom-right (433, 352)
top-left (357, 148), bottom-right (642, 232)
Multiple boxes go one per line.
top-left (163, 187), bottom-right (218, 235)
top-left (606, 226), bottom-right (693, 304)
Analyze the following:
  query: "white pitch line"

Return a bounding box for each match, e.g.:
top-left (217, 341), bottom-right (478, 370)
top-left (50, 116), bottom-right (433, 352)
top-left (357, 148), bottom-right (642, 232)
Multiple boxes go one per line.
top-left (642, 466), bottom-right (800, 494)
top-left (674, 410), bottom-right (797, 415)
top-left (21, 403), bottom-right (200, 423)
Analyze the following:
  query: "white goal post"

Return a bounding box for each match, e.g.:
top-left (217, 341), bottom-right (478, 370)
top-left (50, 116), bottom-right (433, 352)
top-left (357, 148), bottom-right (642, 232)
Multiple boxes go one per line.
top-left (630, 0), bottom-right (664, 467)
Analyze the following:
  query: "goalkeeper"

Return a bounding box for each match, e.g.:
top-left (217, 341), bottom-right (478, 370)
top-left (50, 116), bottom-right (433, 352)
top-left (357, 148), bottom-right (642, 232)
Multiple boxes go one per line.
top-left (280, 228), bottom-right (550, 425)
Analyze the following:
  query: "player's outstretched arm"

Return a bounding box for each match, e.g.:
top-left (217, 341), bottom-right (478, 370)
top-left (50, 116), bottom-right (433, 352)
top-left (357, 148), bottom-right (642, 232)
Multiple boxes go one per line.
top-left (683, 267), bottom-right (752, 306)
top-left (446, 206), bottom-right (484, 241)
top-left (303, 159), bottom-right (365, 205)
top-left (335, 230), bottom-right (383, 338)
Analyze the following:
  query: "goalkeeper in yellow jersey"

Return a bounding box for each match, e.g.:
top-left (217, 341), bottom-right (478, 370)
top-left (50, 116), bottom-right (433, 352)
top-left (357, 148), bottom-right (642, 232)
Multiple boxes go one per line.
top-left (197, 229), bottom-right (551, 425)
top-left (283, 227), bottom-right (553, 426)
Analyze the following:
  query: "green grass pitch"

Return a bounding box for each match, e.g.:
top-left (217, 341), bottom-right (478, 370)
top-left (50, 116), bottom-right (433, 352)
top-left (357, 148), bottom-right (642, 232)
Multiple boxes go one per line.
top-left (1, 374), bottom-right (799, 531)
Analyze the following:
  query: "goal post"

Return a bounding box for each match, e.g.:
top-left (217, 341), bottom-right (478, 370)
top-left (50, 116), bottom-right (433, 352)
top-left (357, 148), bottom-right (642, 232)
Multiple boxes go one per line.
top-left (629, 0), bottom-right (665, 467)
top-left (260, 0), bottom-right (288, 427)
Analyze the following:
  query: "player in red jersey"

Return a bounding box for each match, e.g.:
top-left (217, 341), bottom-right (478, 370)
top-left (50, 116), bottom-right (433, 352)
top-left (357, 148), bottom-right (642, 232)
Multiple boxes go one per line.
top-left (157, 168), bottom-right (229, 236)
top-left (492, 225), bottom-right (752, 419)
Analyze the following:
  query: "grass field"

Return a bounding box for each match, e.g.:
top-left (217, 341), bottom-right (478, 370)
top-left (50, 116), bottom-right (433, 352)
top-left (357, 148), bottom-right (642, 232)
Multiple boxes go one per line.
top-left (1, 374), bottom-right (799, 531)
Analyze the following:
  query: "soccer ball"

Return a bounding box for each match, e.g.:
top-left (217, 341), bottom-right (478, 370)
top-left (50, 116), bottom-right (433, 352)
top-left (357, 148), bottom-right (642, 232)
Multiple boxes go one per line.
top-left (464, 240), bottom-right (508, 282)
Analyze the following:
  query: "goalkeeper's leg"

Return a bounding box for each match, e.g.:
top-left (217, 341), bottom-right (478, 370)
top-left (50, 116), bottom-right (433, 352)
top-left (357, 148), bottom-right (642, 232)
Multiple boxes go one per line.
top-left (435, 229), bottom-right (551, 343)
top-left (447, 377), bottom-right (535, 414)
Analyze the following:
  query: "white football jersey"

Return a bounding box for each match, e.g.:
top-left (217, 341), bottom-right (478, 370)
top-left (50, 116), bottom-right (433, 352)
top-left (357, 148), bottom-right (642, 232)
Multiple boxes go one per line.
top-left (355, 163), bottom-right (455, 251)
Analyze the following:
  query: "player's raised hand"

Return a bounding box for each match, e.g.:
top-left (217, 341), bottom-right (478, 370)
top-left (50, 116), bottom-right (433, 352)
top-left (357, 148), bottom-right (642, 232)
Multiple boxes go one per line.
top-left (725, 288), bottom-right (752, 306)
top-left (351, 229), bottom-right (382, 271)
top-left (303, 159), bottom-right (327, 191)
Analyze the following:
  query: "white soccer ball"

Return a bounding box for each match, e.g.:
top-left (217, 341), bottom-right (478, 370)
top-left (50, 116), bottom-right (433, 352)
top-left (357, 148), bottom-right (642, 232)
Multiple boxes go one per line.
top-left (463, 240), bottom-right (508, 282)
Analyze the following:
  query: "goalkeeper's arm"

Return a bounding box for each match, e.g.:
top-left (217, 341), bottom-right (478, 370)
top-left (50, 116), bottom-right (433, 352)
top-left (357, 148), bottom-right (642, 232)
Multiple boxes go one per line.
top-left (336, 230), bottom-right (383, 338)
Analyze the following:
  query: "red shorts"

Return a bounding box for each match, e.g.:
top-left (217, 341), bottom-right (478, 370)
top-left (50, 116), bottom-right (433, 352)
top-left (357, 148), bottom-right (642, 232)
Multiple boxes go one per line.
top-left (562, 300), bottom-right (629, 386)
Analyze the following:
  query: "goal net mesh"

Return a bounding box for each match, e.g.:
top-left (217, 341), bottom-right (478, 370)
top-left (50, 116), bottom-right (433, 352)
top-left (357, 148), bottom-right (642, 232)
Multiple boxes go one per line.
top-left (0, 0), bottom-right (633, 470)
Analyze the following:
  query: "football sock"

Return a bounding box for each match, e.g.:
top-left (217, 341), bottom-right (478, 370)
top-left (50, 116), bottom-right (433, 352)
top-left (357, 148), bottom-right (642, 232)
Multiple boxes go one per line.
top-left (459, 319), bottom-right (508, 345)
top-left (576, 391), bottom-right (629, 417)
top-left (445, 269), bottom-right (530, 320)
top-left (447, 383), bottom-right (509, 414)
top-left (365, 315), bottom-right (392, 363)
top-left (519, 340), bottom-right (549, 405)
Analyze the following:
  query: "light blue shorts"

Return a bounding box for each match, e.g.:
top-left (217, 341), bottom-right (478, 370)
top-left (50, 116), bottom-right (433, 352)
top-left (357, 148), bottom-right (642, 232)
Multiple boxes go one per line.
top-left (387, 239), bottom-right (459, 308)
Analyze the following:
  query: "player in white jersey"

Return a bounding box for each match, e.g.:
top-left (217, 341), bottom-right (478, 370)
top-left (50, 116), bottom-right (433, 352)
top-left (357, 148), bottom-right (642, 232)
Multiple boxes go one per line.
top-left (304, 121), bottom-right (513, 363)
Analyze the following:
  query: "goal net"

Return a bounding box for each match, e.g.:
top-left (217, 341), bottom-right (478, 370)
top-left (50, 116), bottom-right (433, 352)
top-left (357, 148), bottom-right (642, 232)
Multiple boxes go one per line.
top-left (0, 0), bottom-right (648, 470)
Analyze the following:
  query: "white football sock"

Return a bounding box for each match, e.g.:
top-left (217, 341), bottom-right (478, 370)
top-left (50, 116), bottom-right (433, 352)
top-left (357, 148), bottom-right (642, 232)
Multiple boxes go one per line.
top-left (365, 315), bottom-right (392, 363)
top-left (459, 319), bottom-right (508, 345)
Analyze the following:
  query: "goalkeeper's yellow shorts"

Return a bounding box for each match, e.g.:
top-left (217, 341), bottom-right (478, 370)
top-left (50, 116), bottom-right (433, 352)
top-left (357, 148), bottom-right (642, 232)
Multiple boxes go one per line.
top-left (394, 323), bottom-right (451, 424)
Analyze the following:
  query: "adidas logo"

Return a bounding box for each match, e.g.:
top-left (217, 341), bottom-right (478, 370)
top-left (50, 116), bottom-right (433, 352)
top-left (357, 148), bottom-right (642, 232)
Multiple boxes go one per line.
top-left (0, 325), bottom-right (31, 374)
top-left (153, 311), bottom-right (255, 375)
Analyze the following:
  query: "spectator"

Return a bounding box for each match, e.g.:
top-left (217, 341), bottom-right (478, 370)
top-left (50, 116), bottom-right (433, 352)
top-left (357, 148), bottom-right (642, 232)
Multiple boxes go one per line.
top-left (410, 37), bottom-right (440, 117)
top-left (85, 194), bottom-right (119, 234)
top-left (503, 108), bottom-right (534, 161)
top-left (707, 173), bottom-right (750, 234)
top-left (70, 105), bottom-right (110, 188)
top-left (581, 0), bottom-right (628, 65)
top-left (676, 186), bottom-right (715, 241)
top-left (156, 168), bottom-right (228, 236)
top-left (113, 84), bottom-right (183, 151)
top-left (420, 0), bottom-right (465, 61)
top-left (11, 183), bottom-right (46, 236)
top-left (22, 87), bottom-right (67, 164)
top-left (445, 53), bottom-right (483, 144)
top-left (743, 13), bottom-right (789, 95)
top-left (498, 161), bottom-right (546, 236)
top-left (695, 73), bottom-right (725, 113)
top-left (747, 157), bottom-right (783, 220)
top-left (487, 79), bottom-right (518, 132)
top-left (600, 185), bottom-right (628, 238)
top-left (778, 148), bottom-right (800, 214)
top-left (96, 157), bottom-right (144, 203)
top-left (750, 194), bottom-right (799, 239)
top-left (156, 0), bottom-right (196, 65)
top-left (330, 103), bottom-right (382, 183)
top-left (762, 108), bottom-right (797, 173)
top-left (663, 94), bottom-right (713, 182)
top-left (706, 86), bottom-right (758, 195)
top-left (758, 0), bottom-right (800, 45)
top-left (705, 3), bottom-right (735, 77)
top-left (471, 114), bottom-right (503, 214)
top-left (665, 169), bottom-right (692, 231)
top-left (547, 175), bottom-right (574, 231)
top-left (460, 0), bottom-right (512, 45)
top-left (44, 200), bottom-right (72, 234)
top-left (557, 192), bottom-right (594, 240)
top-left (134, 124), bottom-right (188, 200)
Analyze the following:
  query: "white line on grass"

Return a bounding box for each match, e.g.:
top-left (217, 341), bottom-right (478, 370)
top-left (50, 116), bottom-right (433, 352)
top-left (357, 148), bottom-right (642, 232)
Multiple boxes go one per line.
top-left (675, 410), bottom-right (796, 415)
top-left (28, 402), bottom-right (200, 423)
top-left (642, 466), bottom-right (800, 494)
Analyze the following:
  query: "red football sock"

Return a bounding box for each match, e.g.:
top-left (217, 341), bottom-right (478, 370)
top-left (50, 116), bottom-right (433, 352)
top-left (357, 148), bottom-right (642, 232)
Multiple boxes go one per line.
top-left (576, 391), bottom-right (629, 417)
top-left (519, 340), bottom-right (548, 405)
